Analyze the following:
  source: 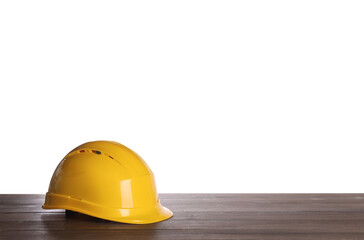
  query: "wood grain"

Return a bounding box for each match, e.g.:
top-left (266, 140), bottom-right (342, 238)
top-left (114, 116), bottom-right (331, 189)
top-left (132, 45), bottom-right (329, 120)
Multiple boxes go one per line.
top-left (1, 194), bottom-right (364, 239)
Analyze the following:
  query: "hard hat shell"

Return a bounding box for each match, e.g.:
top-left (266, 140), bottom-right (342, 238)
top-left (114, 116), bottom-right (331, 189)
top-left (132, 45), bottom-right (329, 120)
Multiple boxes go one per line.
top-left (42, 141), bottom-right (173, 224)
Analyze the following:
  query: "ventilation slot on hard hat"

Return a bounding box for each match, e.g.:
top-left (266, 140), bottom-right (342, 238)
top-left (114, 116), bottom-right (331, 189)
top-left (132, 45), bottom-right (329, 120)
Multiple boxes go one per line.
top-left (78, 149), bottom-right (115, 160)
top-left (78, 149), bottom-right (114, 159)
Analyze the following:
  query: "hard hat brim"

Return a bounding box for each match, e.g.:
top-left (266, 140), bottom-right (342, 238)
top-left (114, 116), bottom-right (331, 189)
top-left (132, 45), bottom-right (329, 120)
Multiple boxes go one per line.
top-left (42, 192), bottom-right (173, 224)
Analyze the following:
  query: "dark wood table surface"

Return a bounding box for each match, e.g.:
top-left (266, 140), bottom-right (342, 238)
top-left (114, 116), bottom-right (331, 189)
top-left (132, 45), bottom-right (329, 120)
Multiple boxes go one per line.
top-left (1, 194), bottom-right (364, 240)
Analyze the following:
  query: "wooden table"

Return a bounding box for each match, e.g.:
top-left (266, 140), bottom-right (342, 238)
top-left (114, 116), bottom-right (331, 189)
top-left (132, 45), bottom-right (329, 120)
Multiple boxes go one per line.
top-left (1, 194), bottom-right (364, 239)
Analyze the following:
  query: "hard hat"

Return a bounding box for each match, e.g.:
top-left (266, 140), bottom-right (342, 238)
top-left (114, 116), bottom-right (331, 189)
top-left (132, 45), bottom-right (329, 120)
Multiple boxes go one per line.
top-left (42, 141), bottom-right (173, 224)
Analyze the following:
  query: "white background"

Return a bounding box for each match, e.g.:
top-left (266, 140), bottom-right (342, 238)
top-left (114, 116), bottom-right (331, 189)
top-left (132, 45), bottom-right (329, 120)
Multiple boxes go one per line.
top-left (1, 1), bottom-right (363, 193)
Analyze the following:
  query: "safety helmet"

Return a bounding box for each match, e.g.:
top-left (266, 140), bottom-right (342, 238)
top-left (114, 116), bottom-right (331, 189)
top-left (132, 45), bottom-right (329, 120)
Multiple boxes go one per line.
top-left (42, 141), bottom-right (173, 224)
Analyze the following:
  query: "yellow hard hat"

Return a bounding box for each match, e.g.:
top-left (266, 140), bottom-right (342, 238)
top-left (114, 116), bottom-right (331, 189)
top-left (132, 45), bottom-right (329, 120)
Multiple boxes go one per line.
top-left (42, 141), bottom-right (173, 224)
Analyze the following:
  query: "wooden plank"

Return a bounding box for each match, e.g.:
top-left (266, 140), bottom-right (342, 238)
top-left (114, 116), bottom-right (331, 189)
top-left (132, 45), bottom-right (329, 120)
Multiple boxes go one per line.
top-left (2, 203), bottom-right (364, 212)
top-left (2, 230), bottom-right (364, 240)
top-left (2, 194), bottom-right (364, 213)
top-left (2, 216), bottom-right (364, 233)
top-left (2, 193), bottom-right (364, 201)
top-left (1, 194), bottom-right (364, 239)
top-left (3, 210), bottom-right (364, 222)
